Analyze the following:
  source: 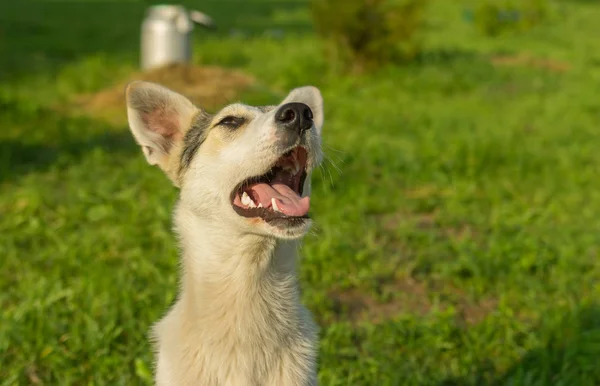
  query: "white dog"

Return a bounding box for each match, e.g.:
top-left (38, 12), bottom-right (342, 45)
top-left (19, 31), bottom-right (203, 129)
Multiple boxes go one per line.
top-left (125, 81), bottom-right (324, 385)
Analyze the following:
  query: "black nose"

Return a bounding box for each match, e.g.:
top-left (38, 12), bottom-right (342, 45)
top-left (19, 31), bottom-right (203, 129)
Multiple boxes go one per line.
top-left (274, 102), bottom-right (313, 135)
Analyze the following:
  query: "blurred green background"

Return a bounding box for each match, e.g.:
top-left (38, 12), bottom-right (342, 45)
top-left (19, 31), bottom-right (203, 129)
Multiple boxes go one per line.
top-left (1, 0), bottom-right (600, 385)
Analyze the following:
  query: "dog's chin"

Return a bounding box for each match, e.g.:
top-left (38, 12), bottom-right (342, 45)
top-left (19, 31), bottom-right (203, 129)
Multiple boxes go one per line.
top-left (262, 217), bottom-right (312, 240)
top-left (232, 209), bottom-right (312, 239)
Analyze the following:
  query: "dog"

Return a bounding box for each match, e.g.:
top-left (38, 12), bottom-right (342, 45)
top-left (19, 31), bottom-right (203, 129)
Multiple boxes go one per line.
top-left (125, 81), bottom-right (324, 385)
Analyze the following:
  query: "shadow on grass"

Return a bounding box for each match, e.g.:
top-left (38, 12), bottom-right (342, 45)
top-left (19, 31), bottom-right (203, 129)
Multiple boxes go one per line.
top-left (495, 305), bottom-right (600, 385)
top-left (414, 49), bottom-right (479, 66)
top-left (0, 105), bottom-right (136, 185)
top-left (440, 305), bottom-right (600, 386)
top-left (0, 0), bottom-right (311, 82)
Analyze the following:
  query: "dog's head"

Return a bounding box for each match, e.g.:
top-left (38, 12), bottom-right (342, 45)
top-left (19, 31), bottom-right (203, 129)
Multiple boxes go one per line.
top-left (125, 81), bottom-right (324, 239)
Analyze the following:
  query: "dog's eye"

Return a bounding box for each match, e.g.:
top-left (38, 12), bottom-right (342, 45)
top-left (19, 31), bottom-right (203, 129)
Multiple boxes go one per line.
top-left (218, 116), bottom-right (245, 129)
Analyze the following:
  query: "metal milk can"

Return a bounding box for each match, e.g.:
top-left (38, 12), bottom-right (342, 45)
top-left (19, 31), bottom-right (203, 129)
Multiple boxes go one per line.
top-left (141, 5), bottom-right (214, 70)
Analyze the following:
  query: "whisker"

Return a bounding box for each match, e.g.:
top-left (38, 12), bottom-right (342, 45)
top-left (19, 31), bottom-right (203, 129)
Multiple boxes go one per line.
top-left (324, 155), bottom-right (342, 175)
top-left (320, 158), bottom-right (336, 187)
top-left (323, 142), bottom-right (344, 154)
top-left (317, 163), bottom-right (329, 187)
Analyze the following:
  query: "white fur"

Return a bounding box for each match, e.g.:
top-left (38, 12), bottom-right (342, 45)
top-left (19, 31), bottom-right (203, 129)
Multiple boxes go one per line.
top-left (125, 82), bottom-right (324, 385)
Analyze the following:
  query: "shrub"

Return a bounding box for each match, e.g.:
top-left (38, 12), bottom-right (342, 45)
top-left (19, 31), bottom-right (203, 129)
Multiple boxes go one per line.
top-left (311, 0), bottom-right (429, 73)
top-left (470, 0), bottom-right (551, 36)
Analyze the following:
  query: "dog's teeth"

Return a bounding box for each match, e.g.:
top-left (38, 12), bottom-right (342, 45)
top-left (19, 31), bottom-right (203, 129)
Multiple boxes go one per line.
top-left (257, 203), bottom-right (263, 208)
top-left (241, 191), bottom-right (251, 206)
top-left (293, 159), bottom-right (301, 174)
top-left (271, 198), bottom-right (281, 213)
top-left (242, 192), bottom-right (257, 208)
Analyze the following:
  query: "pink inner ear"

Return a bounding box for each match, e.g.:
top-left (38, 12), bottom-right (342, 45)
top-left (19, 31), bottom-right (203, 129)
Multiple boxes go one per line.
top-left (142, 108), bottom-right (183, 142)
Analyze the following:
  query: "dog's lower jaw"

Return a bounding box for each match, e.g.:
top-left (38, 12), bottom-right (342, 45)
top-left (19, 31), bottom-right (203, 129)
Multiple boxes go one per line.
top-left (153, 204), bottom-right (318, 386)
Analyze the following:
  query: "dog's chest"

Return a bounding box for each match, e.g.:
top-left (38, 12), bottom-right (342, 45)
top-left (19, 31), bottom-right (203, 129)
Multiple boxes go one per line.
top-left (154, 298), bottom-right (317, 386)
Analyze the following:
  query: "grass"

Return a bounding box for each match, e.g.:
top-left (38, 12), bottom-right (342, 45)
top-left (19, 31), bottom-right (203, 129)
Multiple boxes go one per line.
top-left (1, 0), bottom-right (600, 384)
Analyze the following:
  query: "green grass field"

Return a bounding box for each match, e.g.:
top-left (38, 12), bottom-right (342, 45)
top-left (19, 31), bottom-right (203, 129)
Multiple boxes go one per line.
top-left (2, 0), bottom-right (600, 385)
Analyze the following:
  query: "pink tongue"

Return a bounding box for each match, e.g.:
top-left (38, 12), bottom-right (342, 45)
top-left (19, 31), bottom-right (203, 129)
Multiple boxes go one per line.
top-left (248, 183), bottom-right (309, 217)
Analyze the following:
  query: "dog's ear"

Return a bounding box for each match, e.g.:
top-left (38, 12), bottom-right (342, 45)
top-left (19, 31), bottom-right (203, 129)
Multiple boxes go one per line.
top-left (125, 81), bottom-right (199, 169)
top-left (280, 86), bottom-right (324, 134)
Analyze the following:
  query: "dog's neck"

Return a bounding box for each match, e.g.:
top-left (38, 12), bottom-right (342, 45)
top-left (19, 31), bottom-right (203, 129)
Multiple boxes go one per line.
top-left (174, 204), bottom-right (301, 320)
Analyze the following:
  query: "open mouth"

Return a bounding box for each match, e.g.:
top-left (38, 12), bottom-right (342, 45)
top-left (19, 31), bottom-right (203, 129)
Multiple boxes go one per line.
top-left (231, 146), bottom-right (309, 224)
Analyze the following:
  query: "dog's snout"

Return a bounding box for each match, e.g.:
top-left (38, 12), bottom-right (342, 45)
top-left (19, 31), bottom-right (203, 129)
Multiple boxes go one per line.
top-left (275, 103), bottom-right (313, 135)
